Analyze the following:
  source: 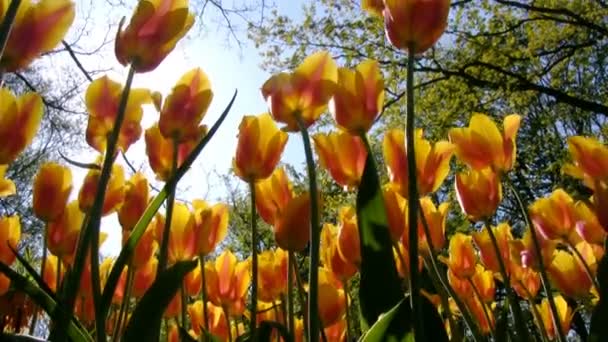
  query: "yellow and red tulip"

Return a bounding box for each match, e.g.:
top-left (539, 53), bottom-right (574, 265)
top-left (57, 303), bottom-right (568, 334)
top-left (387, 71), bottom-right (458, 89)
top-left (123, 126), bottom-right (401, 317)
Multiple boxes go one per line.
top-left (273, 192), bottom-right (314, 252)
top-left (0, 88), bottom-right (43, 164)
top-left (529, 188), bottom-right (576, 241)
top-left (547, 250), bottom-right (592, 299)
top-left (261, 51), bottom-right (338, 131)
top-left (536, 295), bottom-right (574, 340)
top-left (0, 165), bottom-right (15, 198)
top-left (449, 113), bottom-right (521, 172)
top-left (321, 223), bottom-right (357, 281)
top-left (233, 113), bottom-right (288, 182)
top-left (32, 162), bottom-right (72, 222)
top-left (257, 248), bottom-right (288, 303)
top-left (155, 202), bottom-right (197, 264)
top-left (329, 59), bottom-right (384, 133)
top-left (115, 0), bottom-right (195, 72)
top-left (192, 200), bottom-right (229, 256)
top-left (0, 216), bottom-right (20, 265)
top-left (337, 206), bottom-right (361, 267)
top-left (46, 200), bottom-right (83, 263)
top-left (317, 267), bottom-right (346, 328)
top-left (118, 172), bottom-right (149, 231)
top-left (445, 233), bottom-right (477, 279)
top-left (205, 250), bottom-right (251, 316)
top-left (131, 258), bottom-right (157, 298)
top-left (78, 161), bottom-right (125, 216)
top-left (159, 68), bottom-right (213, 142)
top-left (563, 136), bottom-right (608, 184)
top-left (0, 0), bottom-right (75, 71)
top-left (574, 200), bottom-right (607, 244)
top-left (254, 167), bottom-right (294, 226)
top-left (472, 223), bottom-right (513, 274)
top-left (455, 167), bottom-right (502, 221)
top-left (383, 185), bottom-right (408, 241)
top-left (313, 131), bottom-right (368, 190)
top-left (126, 222), bottom-right (157, 269)
top-left (188, 300), bottom-right (229, 339)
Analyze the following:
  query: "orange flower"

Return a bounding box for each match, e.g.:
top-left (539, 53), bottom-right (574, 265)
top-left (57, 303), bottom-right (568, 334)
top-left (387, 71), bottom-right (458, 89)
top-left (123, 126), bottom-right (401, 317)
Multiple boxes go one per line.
top-left (0, 273), bottom-right (9, 295)
top-left (329, 59), bottom-right (384, 133)
top-left (445, 233), bottom-right (477, 279)
top-left (383, 185), bottom-right (407, 241)
top-left (257, 248), bottom-right (288, 303)
top-left (529, 188), bottom-right (576, 241)
top-left (455, 167), bottom-right (502, 221)
top-left (85, 76), bottom-right (152, 153)
top-left (159, 68), bottom-right (213, 142)
top-left (313, 131), bottom-right (367, 190)
top-left (466, 296), bottom-right (495, 335)
top-left (472, 223), bottom-right (513, 274)
top-left (449, 113), bottom-right (521, 172)
top-left (380, 0), bottom-right (450, 54)
top-left (383, 128), bottom-right (453, 197)
top-left (321, 223), bottom-right (357, 281)
top-left (205, 250), bottom-right (251, 316)
top-left (362, 0), bottom-right (385, 17)
top-left (131, 258), bottom-right (157, 298)
top-left (411, 197), bottom-right (448, 255)
top-left (145, 122), bottom-right (207, 181)
top-left (471, 265), bottom-right (495, 303)
top-left (115, 0), bottom-right (195, 72)
top-left (563, 136), bottom-right (608, 184)
top-left (261, 51), bottom-right (338, 131)
top-left (447, 269), bottom-right (471, 298)
top-left (78, 160), bottom-right (125, 216)
top-left (32, 162), bottom-right (72, 222)
top-left (192, 200), bottom-right (229, 256)
top-left (126, 222), bottom-right (157, 269)
top-left (46, 200), bottom-right (83, 262)
top-left (317, 267), bottom-right (346, 327)
top-left (511, 263), bottom-right (540, 299)
top-left (337, 206), bottom-right (361, 266)
top-left (155, 202), bottom-right (197, 264)
top-left (0, 165), bottom-right (15, 197)
top-left (0, 216), bottom-right (20, 265)
top-left (324, 319), bottom-right (347, 342)
top-left (118, 172), bottom-right (149, 231)
top-left (164, 292), bottom-right (182, 318)
top-left (547, 250), bottom-right (592, 299)
top-left (184, 259), bottom-right (201, 296)
top-left (233, 113), bottom-right (288, 182)
top-left (509, 229), bottom-right (556, 271)
top-left (0, 0), bottom-right (74, 71)
top-left (42, 254), bottom-right (64, 292)
top-left (574, 201), bottom-right (607, 245)
top-left (255, 167), bottom-right (294, 226)
top-left (188, 301), bottom-right (229, 340)
top-left (536, 295), bottom-right (573, 340)
top-left (0, 88), bottom-right (43, 164)
top-left (273, 192), bottom-right (313, 252)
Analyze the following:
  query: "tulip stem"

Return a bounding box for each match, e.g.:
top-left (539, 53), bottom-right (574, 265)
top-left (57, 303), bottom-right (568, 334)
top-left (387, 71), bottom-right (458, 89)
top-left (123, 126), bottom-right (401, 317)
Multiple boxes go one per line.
top-left (0, 0), bottom-right (21, 73)
top-left (295, 114), bottom-right (321, 342)
top-left (505, 177), bottom-right (566, 342)
top-left (51, 65), bottom-right (136, 342)
top-left (566, 239), bottom-right (600, 292)
top-left (287, 251), bottom-right (295, 336)
top-left (224, 306), bottom-right (233, 342)
top-left (113, 263), bottom-right (134, 341)
top-left (248, 181), bottom-right (259, 338)
top-left (342, 279), bottom-right (351, 342)
top-left (199, 254), bottom-right (210, 335)
top-left (520, 282), bottom-right (550, 342)
top-left (29, 231), bottom-right (49, 335)
top-left (419, 207), bottom-right (483, 341)
top-left (482, 219), bottom-right (528, 341)
top-left (405, 45), bottom-right (425, 341)
top-left (293, 253), bottom-right (309, 340)
top-left (468, 278), bottom-right (496, 340)
top-left (158, 139), bottom-right (179, 275)
top-left (422, 257), bottom-right (461, 342)
top-left (181, 283), bottom-right (188, 331)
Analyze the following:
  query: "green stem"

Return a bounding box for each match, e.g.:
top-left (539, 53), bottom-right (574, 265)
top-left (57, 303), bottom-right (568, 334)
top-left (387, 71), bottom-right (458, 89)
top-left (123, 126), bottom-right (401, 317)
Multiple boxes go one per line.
top-left (112, 264), bottom-right (134, 341)
top-left (482, 219), bottom-right (529, 340)
top-left (52, 66), bottom-right (136, 341)
top-left (181, 283), bottom-right (188, 331)
top-left (158, 139), bottom-right (179, 275)
top-left (521, 282), bottom-right (549, 342)
top-left (342, 279), bottom-right (351, 342)
top-left (422, 257), bottom-right (461, 342)
top-left (274, 300), bottom-right (283, 342)
top-left (29, 230), bottom-right (48, 335)
top-left (295, 114), bottom-right (321, 342)
top-left (199, 254), bottom-right (209, 335)
top-left (287, 251), bottom-right (295, 336)
top-left (0, 0), bottom-right (21, 64)
top-left (405, 46), bottom-right (424, 341)
top-left (468, 278), bottom-right (496, 340)
top-left (248, 181), bottom-right (258, 337)
top-left (224, 306), bottom-right (233, 342)
top-left (293, 254), bottom-right (308, 341)
top-left (505, 178), bottom-right (566, 342)
top-left (566, 239), bottom-right (600, 292)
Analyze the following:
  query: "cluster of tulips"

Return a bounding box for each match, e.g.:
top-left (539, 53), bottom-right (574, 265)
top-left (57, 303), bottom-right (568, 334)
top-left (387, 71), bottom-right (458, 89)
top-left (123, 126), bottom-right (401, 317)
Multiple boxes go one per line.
top-left (0, 0), bottom-right (607, 341)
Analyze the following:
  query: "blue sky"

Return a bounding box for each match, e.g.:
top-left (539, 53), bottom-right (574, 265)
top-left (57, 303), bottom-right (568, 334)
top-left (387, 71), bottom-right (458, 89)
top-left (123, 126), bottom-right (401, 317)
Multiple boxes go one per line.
top-left (42, 1), bottom-right (307, 255)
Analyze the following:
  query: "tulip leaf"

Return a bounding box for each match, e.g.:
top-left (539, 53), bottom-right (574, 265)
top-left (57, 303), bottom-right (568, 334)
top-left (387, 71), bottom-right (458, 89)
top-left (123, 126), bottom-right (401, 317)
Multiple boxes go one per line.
top-left (10, 245), bottom-right (55, 299)
top-left (122, 259), bottom-right (198, 341)
top-left (356, 146), bottom-right (403, 328)
top-left (0, 262), bottom-right (92, 342)
top-left (359, 295), bottom-right (448, 342)
top-left (589, 243), bottom-right (608, 342)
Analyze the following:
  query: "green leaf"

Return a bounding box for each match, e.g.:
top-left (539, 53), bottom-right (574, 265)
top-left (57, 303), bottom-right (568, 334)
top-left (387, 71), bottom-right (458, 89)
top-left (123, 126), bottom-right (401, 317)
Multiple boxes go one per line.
top-left (359, 296), bottom-right (448, 342)
top-left (0, 262), bottom-right (92, 342)
top-left (356, 144), bottom-right (403, 329)
top-left (10, 245), bottom-right (55, 299)
top-left (589, 242), bottom-right (608, 342)
top-left (122, 260), bottom-right (198, 341)
top-left (494, 299), bottom-right (510, 342)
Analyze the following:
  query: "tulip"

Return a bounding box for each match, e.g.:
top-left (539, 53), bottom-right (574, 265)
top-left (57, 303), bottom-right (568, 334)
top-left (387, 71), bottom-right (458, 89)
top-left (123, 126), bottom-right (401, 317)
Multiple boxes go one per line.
top-left (466, 296), bottom-right (495, 335)
top-left (126, 223), bottom-right (157, 269)
top-left (362, 0), bottom-right (384, 17)
top-left (154, 202), bottom-right (197, 264)
top-left (32, 162), bottom-right (72, 222)
top-left (536, 295), bottom-right (573, 340)
top-left (445, 233), bottom-right (477, 279)
top-left (145, 122), bottom-right (206, 181)
top-left (337, 206), bottom-right (361, 266)
top-left (42, 254), bottom-right (64, 292)
top-left (383, 128), bottom-right (453, 197)
top-left (472, 223), bottom-right (513, 274)
top-left (321, 223), bottom-right (357, 281)
top-left (547, 250), bottom-right (592, 299)
top-left (313, 131), bottom-right (367, 190)
top-left (233, 113), bottom-right (288, 182)
top-left (85, 76), bottom-right (152, 153)
top-left (0, 216), bottom-right (20, 265)
top-left (510, 262), bottom-right (540, 299)
top-left (164, 293), bottom-right (182, 318)
top-left (254, 167), bottom-right (294, 226)
top-left (115, 0), bottom-right (195, 72)
top-left (317, 267), bottom-right (346, 328)
top-left (563, 136), bottom-right (608, 184)
top-left (184, 259), bottom-right (202, 296)
top-left (574, 201), bottom-right (607, 245)
top-left (192, 200), bottom-right (229, 256)
top-left (261, 51), bottom-right (338, 131)
top-left (0, 165), bottom-right (15, 197)
top-left (78, 161), bottom-right (125, 216)
top-left (383, 185), bottom-right (408, 241)
top-left (529, 188), bottom-right (576, 241)
top-left (329, 59), bottom-right (384, 133)
top-left (455, 167), bottom-right (502, 221)
top-left (188, 300), bottom-right (229, 339)
top-left (471, 265), bottom-right (495, 303)
top-left (413, 197), bottom-right (448, 255)
top-left (159, 68), bottom-right (213, 142)
top-left (509, 229), bottom-right (556, 271)
top-left (447, 268), bottom-right (472, 299)
top-left (118, 172), bottom-right (149, 231)
top-left (205, 250), bottom-right (251, 316)
top-left (273, 192), bottom-right (313, 252)
top-left (257, 248), bottom-right (288, 303)
top-left (46, 201), bottom-right (83, 263)
top-left (0, 0), bottom-right (75, 71)
top-left (0, 88), bottom-right (43, 164)
top-left (325, 319), bottom-right (347, 342)
top-left (131, 259), bottom-right (157, 298)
